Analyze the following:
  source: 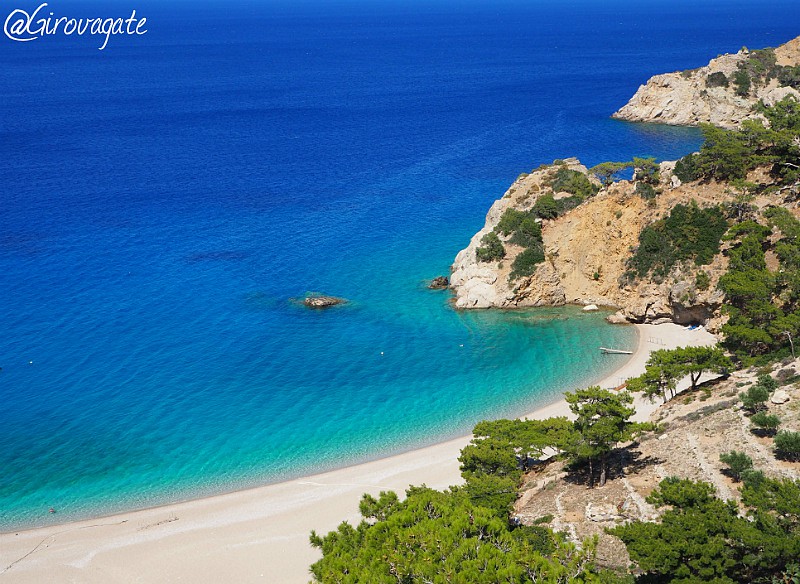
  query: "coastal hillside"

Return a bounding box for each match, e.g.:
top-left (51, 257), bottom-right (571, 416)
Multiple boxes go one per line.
top-left (612, 36), bottom-right (800, 128)
top-left (514, 358), bottom-right (800, 573)
top-left (451, 97), bottom-right (800, 334)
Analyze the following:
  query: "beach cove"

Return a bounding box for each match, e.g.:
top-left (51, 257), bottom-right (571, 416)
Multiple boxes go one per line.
top-left (3, 0), bottom-right (800, 581)
top-left (0, 323), bottom-right (715, 583)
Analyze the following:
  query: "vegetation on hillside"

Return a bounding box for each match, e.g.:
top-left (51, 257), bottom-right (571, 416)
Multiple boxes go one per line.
top-left (673, 96), bottom-right (800, 184)
top-left (720, 208), bottom-right (800, 362)
top-left (312, 94), bottom-right (800, 584)
top-left (625, 202), bottom-right (729, 281)
top-left (309, 485), bottom-right (600, 584)
top-left (476, 162), bottom-right (605, 280)
top-left (610, 475), bottom-right (800, 583)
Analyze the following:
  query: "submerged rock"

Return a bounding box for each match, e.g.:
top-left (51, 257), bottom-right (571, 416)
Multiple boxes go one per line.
top-left (303, 295), bottom-right (347, 308)
top-left (428, 276), bottom-right (450, 290)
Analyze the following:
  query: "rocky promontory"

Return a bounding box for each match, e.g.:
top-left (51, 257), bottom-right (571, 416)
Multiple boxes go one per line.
top-left (450, 158), bottom-right (736, 326)
top-left (613, 36), bottom-right (800, 128)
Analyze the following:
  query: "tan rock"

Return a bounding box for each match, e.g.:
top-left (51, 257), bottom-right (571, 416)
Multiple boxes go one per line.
top-left (771, 390), bottom-right (790, 405)
top-left (585, 502), bottom-right (621, 523)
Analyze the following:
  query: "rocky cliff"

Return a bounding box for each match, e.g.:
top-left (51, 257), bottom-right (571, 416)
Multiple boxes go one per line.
top-left (612, 36), bottom-right (800, 128)
top-left (450, 159), bottom-right (737, 326)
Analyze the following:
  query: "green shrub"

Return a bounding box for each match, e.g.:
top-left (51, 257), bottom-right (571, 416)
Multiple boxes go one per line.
top-left (740, 384), bottom-right (770, 413)
top-left (674, 153), bottom-right (700, 183)
top-left (750, 411), bottom-right (781, 435)
top-left (706, 71), bottom-right (729, 87)
top-left (510, 245), bottom-right (545, 280)
top-left (774, 430), bottom-right (800, 461)
top-left (740, 468), bottom-right (766, 487)
top-left (555, 195), bottom-right (584, 215)
top-left (496, 208), bottom-right (527, 235)
top-left (508, 217), bottom-right (542, 248)
top-left (734, 68), bottom-right (751, 96)
top-left (635, 182), bottom-right (657, 200)
top-left (550, 167), bottom-right (599, 198)
top-left (757, 374), bottom-right (778, 392)
top-left (476, 231), bottom-right (505, 263)
top-left (532, 194), bottom-right (559, 220)
top-left (695, 271), bottom-right (711, 290)
top-left (510, 524), bottom-right (555, 555)
top-left (719, 450), bottom-right (753, 481)
top-left (493, 206), bottom-right (547, 282)
top-left (627, 202), bottom-right (728, 280)
top-left (778, 65), bottom-right (800, 89)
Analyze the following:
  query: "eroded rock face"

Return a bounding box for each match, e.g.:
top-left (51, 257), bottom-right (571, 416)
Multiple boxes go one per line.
top-left (613, 37), bottom-right (800, 128)
top-left (450, 159), bottom-right (587, 310)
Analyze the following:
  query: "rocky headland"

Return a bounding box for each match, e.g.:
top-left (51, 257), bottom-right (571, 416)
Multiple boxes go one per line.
top-left (450, 35), bottom-right (800, 330)
top-left (450, 158), bottom-right (737, 327)
top-left (612, 35), bottom-right (800, 128)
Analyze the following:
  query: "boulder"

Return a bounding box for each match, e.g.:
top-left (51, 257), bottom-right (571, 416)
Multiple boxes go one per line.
top-left (771, 390), bottom-right (790, 405)
top-left (428, 276), bottom-right (449, 290)
top-left (582, 304), bottom-right (599, 312)
top-left (303, 295), bottom-right (347, 308)
top-left (606, 311), bottom-right (629, 324)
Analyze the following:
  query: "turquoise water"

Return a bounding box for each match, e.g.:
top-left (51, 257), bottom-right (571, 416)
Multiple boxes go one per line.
top-left (2, 0), bottom-right (799, 530)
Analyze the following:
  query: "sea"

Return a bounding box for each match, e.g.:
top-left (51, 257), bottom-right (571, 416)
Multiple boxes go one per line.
top-left (1, 0), bottom-right (798, 530)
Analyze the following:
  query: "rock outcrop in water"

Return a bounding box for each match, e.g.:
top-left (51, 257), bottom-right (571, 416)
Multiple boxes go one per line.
top-left (613, 36), bottom-right (800, 128)
top-left (428, 276), bottom-right (449, 290)
top-left (302, 295), bottom-right (347, 308)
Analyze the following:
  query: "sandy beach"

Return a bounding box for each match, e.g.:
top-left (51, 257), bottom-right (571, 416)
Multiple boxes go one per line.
top-left (0, 323), bottom-right (716, 584)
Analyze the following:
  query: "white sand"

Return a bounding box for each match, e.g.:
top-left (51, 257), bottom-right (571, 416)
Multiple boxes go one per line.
top-left (0, 323), bottom-right (716, 584)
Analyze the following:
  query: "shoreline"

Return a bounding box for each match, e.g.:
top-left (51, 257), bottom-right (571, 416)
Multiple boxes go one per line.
top-left (0, 323), bottom-right (716, 584)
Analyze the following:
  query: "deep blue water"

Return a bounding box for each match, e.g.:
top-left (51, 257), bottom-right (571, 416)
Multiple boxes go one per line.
top-left (1, 0), bottom-right (799, 530)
